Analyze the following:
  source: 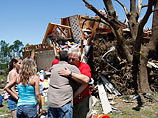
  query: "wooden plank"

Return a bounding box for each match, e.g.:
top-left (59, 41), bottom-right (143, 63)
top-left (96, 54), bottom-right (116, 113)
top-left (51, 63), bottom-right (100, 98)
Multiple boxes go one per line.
top-left (79, 15), bottom-right (90, 29)
top-left (148, 61), bottom-right (158, 68)
top-left (24, 47), bottom-right (53, 53)
top-left (96, 28), bottom-right (111, 33)
top-left (43, 22), bottom-right (71, 44)
top-left (52, 42), bottom-right (57, 56)
top-left (90, 17), bottom-right (100, 39)
top-left (50, 22), bottom-right (71, 29)
top-left (49, 41), bottom-right (53, 47)
top-left (100, 75), bottom-right (121, 96)
top-left (43, 23), bottom-right (57, 44)
top-left (81, 40), bottom-right (83, 54)
top-left (80, 40), bottom-right (84, 62)
top-left (57, 26), bottom-right (67, 37)
top-left (61, 18), bottom-right (72, 38)
top-left (97, 81), bottom-right (112, 114)
top-left (31, 49), bottom-right (35, 59)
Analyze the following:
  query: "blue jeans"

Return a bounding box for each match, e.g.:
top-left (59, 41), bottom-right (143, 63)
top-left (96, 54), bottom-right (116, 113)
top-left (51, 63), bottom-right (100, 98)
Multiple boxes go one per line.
top-left (48, 102), bottom-right (72, 118)
top-left (16, 104), bottom-right (37, 118)
top-left (0, 94), bottom-right (3, 106)
top-left (7, 96), bottom-right (17, 111)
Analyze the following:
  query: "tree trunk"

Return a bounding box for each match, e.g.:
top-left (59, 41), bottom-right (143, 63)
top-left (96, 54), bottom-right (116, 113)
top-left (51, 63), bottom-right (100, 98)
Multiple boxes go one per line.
top-left (82, 0), bottom-right (155, 94)
top-left (132, 27), bottom-right (143, 92)
top-left (132, 0), bottom-right (154, 93)
top-left (102, 0), bottom-right (133, 63)
top-left (139, 47), bottom-right (151, 93)
top-left (115, 27), bottom-right (132, 63)
top-left (139, 0), bottom-right (158, 93)
top-left (83, 0), bottom-right (133, 63)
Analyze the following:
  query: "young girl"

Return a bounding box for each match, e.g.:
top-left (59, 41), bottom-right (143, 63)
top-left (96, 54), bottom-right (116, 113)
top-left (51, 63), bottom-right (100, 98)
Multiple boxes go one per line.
top-left (4, 57), bottom-right (42, 118)
top-left (6, 57), bottom-right (22, 118)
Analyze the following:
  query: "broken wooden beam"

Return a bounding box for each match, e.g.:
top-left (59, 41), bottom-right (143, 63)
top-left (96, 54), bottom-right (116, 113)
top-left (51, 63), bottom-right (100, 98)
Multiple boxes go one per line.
top-left (97, 81), bottom-right (112, 114)
top-left (43, 22), bottom-right (71, 44)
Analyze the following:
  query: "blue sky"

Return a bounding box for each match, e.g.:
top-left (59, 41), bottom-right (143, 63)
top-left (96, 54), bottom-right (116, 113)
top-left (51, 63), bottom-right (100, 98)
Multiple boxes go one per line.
top-left (0, 0), bottom-right (153, 46)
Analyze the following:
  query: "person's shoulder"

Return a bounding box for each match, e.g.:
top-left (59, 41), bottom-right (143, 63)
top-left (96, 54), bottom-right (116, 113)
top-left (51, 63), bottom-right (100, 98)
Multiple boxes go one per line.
top-left (52, 59), bottom-right (59, 62)
top-left (30, 75), bottom-right (39, 85)
top-left (53, 62), bottom-right (65, 68)
top-left (9, 70), bottom-right (17, 77)
top-left (80, 62), bottom-right (90, 68)
top-left (33, 75), bottom-right (39, 81)
top-left (67, 63), bottom-right (76, 68)
top-left (51, 59), bottom-right (59, 66)
top-left (68, 64), bottom-right (81, 74)
top-left (34, 75), bottom-right (39, 78)
top-left (79, 62), bottom-right (91, 71)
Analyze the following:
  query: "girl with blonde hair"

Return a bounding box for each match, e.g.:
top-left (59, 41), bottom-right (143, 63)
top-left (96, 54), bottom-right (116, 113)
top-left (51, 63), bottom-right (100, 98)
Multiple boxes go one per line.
top-left (5, 57), bottom-right (42, 118)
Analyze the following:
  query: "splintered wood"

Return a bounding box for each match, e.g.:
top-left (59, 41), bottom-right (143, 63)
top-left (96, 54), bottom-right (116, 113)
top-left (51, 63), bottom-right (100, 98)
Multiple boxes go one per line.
top-left (97, 81), bottom-right (112, 114)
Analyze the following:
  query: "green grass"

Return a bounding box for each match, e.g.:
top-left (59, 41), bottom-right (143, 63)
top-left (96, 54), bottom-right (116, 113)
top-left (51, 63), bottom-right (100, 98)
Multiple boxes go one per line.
top-left (1, 74), bottom-right (158, 118)
top-left (1, 94), bottom-right (158, 118)
top-left (0, 74), bottom-right (7, 89)
top-left (0, 100), bottom-right (11, 118)
top-left (108, 104), bottom-right (158, 118)
top-left (93, 93), bottom-right (158, 118)
top-left (0, 74), bottom-right (11, 118)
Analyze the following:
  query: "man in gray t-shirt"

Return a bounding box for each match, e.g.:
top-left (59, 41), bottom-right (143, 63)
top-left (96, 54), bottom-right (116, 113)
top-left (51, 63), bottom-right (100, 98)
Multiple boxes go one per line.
top-left (48, 50), bottom-right (80, 118)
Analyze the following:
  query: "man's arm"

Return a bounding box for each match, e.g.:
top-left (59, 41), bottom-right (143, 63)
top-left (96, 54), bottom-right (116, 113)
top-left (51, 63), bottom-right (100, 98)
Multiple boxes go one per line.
top-left (58, 67), bottom-right (90, 84)
top-left (73, 84), bottom-right (87, 98)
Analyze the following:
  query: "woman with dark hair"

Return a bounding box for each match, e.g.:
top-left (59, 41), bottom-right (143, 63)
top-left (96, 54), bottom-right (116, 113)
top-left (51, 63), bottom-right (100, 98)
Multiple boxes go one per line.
top-left (6, 57), bottom-right (22, 118)
top-left (4, 57), bottom-right (42, 118)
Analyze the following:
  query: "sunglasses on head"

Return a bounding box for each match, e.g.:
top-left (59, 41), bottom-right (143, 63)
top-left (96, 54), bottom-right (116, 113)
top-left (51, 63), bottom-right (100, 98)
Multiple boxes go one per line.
top-left (68, 58), bottom-right (76, 62)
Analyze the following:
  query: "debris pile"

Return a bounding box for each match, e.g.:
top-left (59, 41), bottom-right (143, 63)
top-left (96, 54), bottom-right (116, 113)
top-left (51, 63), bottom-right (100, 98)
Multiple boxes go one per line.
top-left (22, 13), bottom-right (156, 115)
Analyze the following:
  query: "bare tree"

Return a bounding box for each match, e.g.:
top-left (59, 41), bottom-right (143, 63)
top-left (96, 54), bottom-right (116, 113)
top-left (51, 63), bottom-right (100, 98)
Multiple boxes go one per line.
top-left (139, 0), bottom-right (158, 93)
top-left (82, 0), bottom-right (155, 94)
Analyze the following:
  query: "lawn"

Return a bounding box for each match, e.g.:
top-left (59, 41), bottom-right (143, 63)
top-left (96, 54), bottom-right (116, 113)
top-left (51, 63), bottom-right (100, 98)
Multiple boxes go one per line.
top-left (0, 100), bottom-right (11, 118)
top-left (0, 74), bottom-right (11, 118)
top-left (1, 74), bottom-right (158, 118)
top-left (93, 93), bottom-right (158, 118)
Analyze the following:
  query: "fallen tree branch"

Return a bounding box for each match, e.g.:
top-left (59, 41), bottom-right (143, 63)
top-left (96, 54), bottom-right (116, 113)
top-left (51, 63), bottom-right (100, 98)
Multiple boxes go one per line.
top-left (82, 0), bottom-right (119, 26)
top-left (81, 17), bottom-right (111, 27)
top-left (142, 4), bottom-right (148, 8)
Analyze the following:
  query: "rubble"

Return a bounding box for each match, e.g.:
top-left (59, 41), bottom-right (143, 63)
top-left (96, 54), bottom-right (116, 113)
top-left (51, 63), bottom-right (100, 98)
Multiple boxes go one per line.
top-left (22, 13), bottom-right (156, 115)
